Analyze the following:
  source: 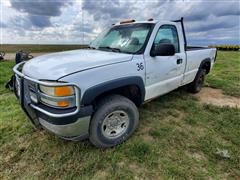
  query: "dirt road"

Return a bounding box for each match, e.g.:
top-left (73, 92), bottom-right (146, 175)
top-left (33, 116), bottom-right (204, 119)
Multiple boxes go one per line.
top-left (194, 87), bottom-right (240, 108)
top-left (3, 52), bottom-right (49, 60)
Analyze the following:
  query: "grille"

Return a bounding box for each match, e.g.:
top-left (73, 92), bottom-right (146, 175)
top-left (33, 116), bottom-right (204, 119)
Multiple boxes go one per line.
top-left (27, 80), bottom-right (37, 92)
top-left (25, 80), bottom-right (38, 103)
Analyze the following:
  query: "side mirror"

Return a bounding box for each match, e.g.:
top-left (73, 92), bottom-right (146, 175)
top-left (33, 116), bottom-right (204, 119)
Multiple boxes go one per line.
top-left (150, 43), bottom-right (175, 57)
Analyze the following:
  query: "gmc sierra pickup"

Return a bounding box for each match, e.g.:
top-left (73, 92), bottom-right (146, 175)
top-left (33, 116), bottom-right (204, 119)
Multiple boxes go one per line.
top-left (13, 18), bottom-right (217, 147)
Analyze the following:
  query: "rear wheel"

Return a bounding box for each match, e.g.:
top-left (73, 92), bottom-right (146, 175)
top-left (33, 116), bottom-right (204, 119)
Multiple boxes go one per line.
top-left (188, 68), bottom-right (206, 93)
top-left (89, 95), bottom-right (139, 148)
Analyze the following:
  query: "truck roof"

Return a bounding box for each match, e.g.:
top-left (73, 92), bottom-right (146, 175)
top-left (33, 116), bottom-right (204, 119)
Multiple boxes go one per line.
top-left (113, 19), bottom-right (177, 26)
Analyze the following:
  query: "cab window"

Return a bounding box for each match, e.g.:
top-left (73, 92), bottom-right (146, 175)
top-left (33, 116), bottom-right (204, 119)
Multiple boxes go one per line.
top-left (153, 25), bottom-right (180, 53)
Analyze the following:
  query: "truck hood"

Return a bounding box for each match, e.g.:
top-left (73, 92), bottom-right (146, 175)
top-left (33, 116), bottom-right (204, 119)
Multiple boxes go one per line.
top-left (22, 49), bottom-right (133, 80)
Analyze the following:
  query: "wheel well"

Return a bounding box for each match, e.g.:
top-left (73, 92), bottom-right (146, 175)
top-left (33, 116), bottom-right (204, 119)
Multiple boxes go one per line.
top-left (201, 61), bottom-right (211, 74)
top-left (93, 85), bottom-right (143, 107)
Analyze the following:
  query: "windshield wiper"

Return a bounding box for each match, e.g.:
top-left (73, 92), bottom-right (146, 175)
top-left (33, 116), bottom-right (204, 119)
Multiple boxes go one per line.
top-left (98, 46), bottom-right (121, 52)
top-left (88, 46), bottom-right (96, 49)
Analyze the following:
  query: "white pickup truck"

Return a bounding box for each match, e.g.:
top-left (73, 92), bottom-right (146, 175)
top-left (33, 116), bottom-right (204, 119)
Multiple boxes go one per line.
top-left (13, 18), bottom-right (217, 147)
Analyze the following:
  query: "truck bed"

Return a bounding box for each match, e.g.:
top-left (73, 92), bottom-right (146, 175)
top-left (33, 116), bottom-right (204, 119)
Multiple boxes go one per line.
top-left (187, 46), bottom-right (210, 51)
top-left (182, 47), bottom-right (217, 85)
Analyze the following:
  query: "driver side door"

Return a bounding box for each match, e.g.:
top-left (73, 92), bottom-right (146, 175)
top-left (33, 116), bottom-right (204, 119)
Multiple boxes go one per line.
top-left (144, 24), bottom-right (186, 100)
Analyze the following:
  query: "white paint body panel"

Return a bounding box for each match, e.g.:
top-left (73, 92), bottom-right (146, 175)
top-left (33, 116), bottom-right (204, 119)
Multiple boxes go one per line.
top-left (60, 55), bottom-right (145, 100)
top-left (22, 49), bottom-right (133, 80)
top-left (144, 21), bottom-right (187, 100)
top-left (182, 49), bottom-right (216, 85)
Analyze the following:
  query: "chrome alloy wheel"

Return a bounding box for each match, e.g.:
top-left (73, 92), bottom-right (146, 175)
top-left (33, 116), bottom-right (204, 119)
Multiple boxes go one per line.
top-left (101, 110), bottom-right (130, 139)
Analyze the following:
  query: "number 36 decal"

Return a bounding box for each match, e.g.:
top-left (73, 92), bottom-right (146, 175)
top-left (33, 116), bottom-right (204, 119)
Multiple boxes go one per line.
top-left (136, 63), bottom-right (144, 71)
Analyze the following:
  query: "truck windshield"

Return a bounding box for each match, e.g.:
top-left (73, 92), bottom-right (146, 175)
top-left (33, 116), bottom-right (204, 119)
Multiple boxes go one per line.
top-left (90, 23), bottom-right (153, 54)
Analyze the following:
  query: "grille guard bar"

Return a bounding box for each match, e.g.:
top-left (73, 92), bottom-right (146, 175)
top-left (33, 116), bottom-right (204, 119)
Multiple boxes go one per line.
top-left (13, 61), bottom-right (81, 118)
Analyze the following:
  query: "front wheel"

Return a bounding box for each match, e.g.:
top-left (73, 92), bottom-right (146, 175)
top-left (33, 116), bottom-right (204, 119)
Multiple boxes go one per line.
top-left (188, 68), bottom-right (206, 93)
top-left (89, 95), bottom-right (139, 148)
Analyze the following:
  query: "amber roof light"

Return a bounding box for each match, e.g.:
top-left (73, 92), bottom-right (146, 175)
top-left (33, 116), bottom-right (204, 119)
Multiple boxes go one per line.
top-left (120, 19), bottom-right (135, 24)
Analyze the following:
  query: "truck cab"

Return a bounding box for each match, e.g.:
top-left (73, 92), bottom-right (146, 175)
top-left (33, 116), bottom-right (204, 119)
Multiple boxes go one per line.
top-left (13, 18), bottom-right (217, 148)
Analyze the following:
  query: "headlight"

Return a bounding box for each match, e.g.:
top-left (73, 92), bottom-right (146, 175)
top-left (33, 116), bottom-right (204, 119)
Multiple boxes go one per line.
top-left (39, 85), bottom-right (76, 108)
top-left (39, 85), bottom-right (74, 97)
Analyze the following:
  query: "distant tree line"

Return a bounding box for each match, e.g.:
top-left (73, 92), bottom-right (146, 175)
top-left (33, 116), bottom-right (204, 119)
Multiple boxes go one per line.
top-left (209, 45), bottom-right (240, 51)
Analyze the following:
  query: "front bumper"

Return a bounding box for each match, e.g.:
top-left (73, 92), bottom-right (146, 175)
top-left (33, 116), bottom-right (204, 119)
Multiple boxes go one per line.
top-left (13, 62), bottom-right (93, 140)
top-left (39, 115), bottom-right (91, 141)
top-left (36, 104), bottom-right (93, 140)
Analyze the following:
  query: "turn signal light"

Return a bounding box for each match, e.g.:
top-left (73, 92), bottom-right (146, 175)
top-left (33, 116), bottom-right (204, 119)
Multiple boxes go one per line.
top-left (54, 86), bottom-right (74, 97)
top-left (57, 101), bottom-right (70, 107)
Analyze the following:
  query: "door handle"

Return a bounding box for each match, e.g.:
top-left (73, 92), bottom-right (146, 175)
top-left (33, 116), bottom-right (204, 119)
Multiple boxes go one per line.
top-left (177, 59), bottom-right (183, 64)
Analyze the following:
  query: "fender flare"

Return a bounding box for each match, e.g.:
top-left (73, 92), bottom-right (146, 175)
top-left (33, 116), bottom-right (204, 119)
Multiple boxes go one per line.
top-left (199, 58), bottom-right (211, 74)
top-left (81, 76), bottom-right (145, 105)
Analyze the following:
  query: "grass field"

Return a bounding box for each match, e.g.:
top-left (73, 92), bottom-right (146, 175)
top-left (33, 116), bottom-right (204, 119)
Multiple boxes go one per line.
top-left (206, 51), bottom-right (240, 97)
top-left (0, 51), bottom-right (239, 179)
top-left (0, 44), bottom-right (88, 53)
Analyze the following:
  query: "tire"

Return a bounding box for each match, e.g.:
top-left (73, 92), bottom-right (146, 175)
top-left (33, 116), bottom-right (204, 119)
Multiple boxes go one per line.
top-left (89, 95), bottom-right (139, 148)
top-left (188, 68), bottom-right (206, 93)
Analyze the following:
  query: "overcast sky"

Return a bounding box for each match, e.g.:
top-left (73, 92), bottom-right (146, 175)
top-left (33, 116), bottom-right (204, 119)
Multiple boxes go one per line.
top-left (0, 0), bottom-right (239, 45)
